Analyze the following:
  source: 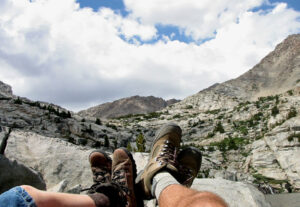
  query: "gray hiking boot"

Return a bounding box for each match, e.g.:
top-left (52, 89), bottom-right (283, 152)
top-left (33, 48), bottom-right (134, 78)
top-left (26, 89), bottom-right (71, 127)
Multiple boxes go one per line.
top-left (112, 148), bottom-right (137, 207)
top-left (87, 150), bottom-right (112, 194)
top-left (177, 147), bottom-right (202, 187)
top-left (136, 123), bottom-right (182, 199)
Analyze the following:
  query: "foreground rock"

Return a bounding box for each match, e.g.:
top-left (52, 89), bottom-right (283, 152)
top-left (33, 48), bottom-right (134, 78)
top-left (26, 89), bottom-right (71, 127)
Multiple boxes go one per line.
top-left (0, 155), bottom-right (46, 194)
top-left (4, 130), bottom-right (94, 191)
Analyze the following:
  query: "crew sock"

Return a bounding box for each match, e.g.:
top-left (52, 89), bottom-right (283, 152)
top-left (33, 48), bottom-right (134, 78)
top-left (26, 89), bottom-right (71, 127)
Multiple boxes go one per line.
top-left (151, 171), bottom-right (179, 200)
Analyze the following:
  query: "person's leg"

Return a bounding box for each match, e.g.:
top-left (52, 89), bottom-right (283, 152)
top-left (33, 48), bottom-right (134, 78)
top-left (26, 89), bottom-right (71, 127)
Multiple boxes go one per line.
top-left (137, 123), bottom-right (227, 207)
top-left (22, 185), bottom-right (100, 207)
top-left (151, 172), bottom-right (227, 207)
top-left (158, 184), bottom-right (228, 207)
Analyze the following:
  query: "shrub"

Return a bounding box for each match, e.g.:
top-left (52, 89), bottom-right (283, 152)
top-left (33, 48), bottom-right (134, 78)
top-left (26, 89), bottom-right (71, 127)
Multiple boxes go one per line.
top-left (287, 133), bottom-right (300, 142)
top-left (93, 141), bottom-right (101, 148)
top-left (78, 138), bottom-right (88, 146)
top-left (173, 114), bottom-right (181, 119)
top-left (239, 126), bottom-right (248, 135)
top-left (287, 107), bottom-right (297, 119)
top-left (210, 137), bottom-right (249, 152)
top-left (14, 97), bottom-right (22, 105)
top-left (214, 122), bottom-right (225, 133)
top-left (106, 123), bottom-right (117, 130)
top-left (81, 118), bottom-right (85, 122)
top-left (95, 118), bottom-right (102, 125)
top-left (287, 90), bottom-right (293, 96)
top-left (205, 109), bottom-right (220, 114)
top-left (127, 142), bottom-right (133, 152)
top-left (271, 106), bottom-right (279, 117)
top-left (104, 137), bottom-right (110, 147)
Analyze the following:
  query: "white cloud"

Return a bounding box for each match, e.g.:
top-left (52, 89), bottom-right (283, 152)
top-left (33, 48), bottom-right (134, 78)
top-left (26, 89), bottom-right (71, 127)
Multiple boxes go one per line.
top-left (0, 0), bottom-right (299, 111)
top-left (124, 0), bottom-right (266, 40)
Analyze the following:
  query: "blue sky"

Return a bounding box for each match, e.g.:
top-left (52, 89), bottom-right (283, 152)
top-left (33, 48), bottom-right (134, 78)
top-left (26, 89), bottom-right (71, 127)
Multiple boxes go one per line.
top-left (0, 0), bottom-right (299, 111)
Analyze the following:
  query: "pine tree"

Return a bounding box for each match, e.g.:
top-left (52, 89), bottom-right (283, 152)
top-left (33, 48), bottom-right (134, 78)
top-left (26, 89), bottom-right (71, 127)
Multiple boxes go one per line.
top-left (136, 133), bottom-right (146, 152)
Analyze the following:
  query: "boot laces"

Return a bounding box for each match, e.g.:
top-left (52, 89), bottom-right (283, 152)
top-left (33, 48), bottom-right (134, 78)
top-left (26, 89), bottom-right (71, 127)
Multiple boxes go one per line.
top-left (156, 140), bottom-right (177, 166)
top-left (81, 168), bottom-right (110, 193)
top-left (112, 165), bottom-right (130, 195)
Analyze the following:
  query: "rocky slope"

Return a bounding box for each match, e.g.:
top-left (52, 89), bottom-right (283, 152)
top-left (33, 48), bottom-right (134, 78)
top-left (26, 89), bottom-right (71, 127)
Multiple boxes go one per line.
top-left (205, 34), bottom-right (300, 100)
top-left (78, 95), bottom-right (179, 119)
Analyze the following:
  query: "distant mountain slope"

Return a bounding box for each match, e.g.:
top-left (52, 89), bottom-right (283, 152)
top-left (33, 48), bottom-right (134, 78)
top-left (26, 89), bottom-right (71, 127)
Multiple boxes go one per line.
top-left (78, 96), bottom-right (180, 118)
top-left (204, 34), bottom-right (300, 100)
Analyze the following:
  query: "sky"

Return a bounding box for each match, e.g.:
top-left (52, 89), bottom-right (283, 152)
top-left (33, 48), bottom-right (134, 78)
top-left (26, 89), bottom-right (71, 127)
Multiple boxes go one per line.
top-left (0, 0), bottom-right (299, 111)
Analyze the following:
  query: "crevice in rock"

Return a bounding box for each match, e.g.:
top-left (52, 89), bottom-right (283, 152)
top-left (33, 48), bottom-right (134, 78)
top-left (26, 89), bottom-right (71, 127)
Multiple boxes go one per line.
top-left (0, 127), bottom-right (12, 155)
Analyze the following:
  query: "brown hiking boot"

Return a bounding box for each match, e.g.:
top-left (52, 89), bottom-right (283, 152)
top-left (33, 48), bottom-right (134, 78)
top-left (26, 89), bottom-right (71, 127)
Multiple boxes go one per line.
top-left (112, 148), bottom-right (137, 207)
top-left (177, 147), bottom-right (202, 187)
top-left (136, 123), bottom-right (182, 199)
top-left (84, 150), bottom-right (112, 194)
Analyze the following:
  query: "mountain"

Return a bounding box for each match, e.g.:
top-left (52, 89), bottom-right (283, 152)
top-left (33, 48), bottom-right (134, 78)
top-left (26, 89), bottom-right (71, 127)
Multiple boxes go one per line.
top-left (204, 34), bottom-right (300, 100)
top-left (78, 95), bottom-right (180, 119)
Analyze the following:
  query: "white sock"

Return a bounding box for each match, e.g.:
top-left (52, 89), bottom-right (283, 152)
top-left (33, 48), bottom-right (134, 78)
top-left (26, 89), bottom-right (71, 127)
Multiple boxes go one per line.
top-left (151, 171), bottom-right (179, 200)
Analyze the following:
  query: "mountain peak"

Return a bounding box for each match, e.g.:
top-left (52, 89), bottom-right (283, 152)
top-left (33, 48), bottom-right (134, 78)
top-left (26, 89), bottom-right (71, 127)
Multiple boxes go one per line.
top-left (204, 34), bottom-right (300, 100)
top-left (78, 95), bottom-right (180, 118)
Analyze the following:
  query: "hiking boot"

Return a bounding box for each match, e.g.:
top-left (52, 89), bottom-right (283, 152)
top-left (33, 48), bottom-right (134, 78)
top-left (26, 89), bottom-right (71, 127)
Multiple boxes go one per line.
top-left (177, 147), bottom-right (202, 187)
top-left (136, 123), bottom-right (182, 199)
top-left (112, 148), bottom-right (137, 207)
top-left (87, 150), bottom-right (112, 194)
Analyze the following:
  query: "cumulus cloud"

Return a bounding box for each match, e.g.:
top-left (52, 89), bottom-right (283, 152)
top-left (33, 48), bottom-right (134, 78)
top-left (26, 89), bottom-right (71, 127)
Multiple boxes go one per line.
top-left (0, 0), bottom-right (299, 111)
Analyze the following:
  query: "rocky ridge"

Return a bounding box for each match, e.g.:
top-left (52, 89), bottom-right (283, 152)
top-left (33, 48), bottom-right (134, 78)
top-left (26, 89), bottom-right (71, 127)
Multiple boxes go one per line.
top-left (78, 95), bottom-right (179, 119)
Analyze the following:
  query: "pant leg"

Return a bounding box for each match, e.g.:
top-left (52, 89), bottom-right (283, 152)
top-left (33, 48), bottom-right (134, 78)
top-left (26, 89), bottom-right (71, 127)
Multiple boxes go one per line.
top-left (0, 186), bottom-right (37, 207)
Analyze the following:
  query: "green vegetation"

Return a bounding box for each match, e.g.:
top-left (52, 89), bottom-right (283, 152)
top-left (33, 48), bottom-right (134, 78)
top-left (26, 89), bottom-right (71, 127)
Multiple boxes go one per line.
top-left (95, 118), bottom-right (102, 125)
top-left (127, 142), bottom-right (133, 152)
top-left (271, 106), bottom-right (279, 117)
top-left (205, 109), bottom-right (221, 114)
top-left (210, 137), bottom-right (249, 152)
top-left (115, 111), bottom-right (165, 120)
top-left (287, 90), bottom-right (293, 96)
top-left (253, 173), bottom-right (288, 185)
top-left (185, 105), bottom-right (193, 109)
top-left (105, 123), bottom-right (117, 130)
top-left (287, 107), bottom-right (297, 119)
top-left (14, 97), bottom-right (22, 105)
top-left (287, 133), bottom-right (300, 142)
top-left (173, 114), bottom-right (182, 119)
top-left (104, 136), bottom-right (110, 147)
top-left (136, 133), bottom-right (146, 152)
top-left (81, 125), bottom-right (94, 134)
top-left (214, 122), bottom-right (225, 133)
top-left (78, 138), bottom-right (88, 146)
